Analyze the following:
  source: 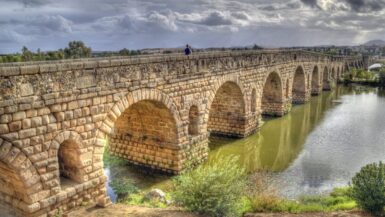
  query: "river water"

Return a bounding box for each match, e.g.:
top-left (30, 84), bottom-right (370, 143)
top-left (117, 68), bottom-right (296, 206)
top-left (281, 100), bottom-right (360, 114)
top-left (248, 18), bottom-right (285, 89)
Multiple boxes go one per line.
top-left (105, 85), bottom-right (385, 201)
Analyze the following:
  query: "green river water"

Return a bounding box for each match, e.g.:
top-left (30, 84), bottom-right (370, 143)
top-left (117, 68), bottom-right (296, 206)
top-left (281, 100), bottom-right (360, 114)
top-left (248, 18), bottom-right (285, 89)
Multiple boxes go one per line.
top-left (105, 85), bottom-right (385, 202)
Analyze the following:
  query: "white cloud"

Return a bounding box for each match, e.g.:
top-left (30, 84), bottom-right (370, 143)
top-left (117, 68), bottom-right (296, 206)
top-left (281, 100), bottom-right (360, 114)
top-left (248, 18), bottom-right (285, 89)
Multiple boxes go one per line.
top-left (0, 0), bottom-right (385, 53)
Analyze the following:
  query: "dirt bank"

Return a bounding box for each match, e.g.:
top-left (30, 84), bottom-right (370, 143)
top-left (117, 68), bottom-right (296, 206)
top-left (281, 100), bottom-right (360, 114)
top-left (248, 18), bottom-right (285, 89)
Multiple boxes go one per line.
top-left (68, 204), bottom-right (371, 217)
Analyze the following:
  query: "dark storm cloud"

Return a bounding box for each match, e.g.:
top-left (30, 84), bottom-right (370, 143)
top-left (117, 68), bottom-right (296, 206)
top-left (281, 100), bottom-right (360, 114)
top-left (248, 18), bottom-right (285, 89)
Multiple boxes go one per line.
top-left (2, 0), bottom-right (51, 7)
top-left (344, 0), bottom-right (385, 12)
top-left (300, 0), bottom-right (319, 8)
top-left (0, 0), bottom-right (384, 53)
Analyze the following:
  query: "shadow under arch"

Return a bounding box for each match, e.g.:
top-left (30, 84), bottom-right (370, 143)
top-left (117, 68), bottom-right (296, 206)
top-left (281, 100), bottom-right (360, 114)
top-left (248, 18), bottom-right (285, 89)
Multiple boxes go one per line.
top-left (311, 65), bottom-right (321, 95)
top-left (98, 88), bottom-right (185, 174)
top-left (207, 81), bottom-right (247, 138)
top-left (261, 71), bottom-right (284, 116)
top-left (292, 65), bottom-right (307, 104)
top-left (322, 66), bottom-right (331, 91)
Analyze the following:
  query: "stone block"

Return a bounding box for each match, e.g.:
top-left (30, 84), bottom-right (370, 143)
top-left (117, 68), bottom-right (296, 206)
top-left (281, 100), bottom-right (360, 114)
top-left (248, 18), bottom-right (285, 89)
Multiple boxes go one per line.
top-left (0, 124), bottom-right (9, 134)
top-left (19, 128), bottom-right (36, 139)
top-left (12, 111), bottom-right (26, 121)
top-left (31, 116), bottom-right (42, 127)
top-left (20, 83), bottom-right (34, 96)
top-left (0, 66), bottom-right (20, 76)
top-left (22, 118), bottom-right (31, 129)
top-left (9, 121), bottom-right (22, 132)
top-left (0, 114), bottom-right (12, 124)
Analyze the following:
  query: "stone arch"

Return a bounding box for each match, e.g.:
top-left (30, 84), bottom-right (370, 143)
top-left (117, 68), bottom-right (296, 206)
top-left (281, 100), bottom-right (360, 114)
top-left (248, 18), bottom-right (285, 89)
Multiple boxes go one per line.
top-left (261, 71), bottom-right (284, 116)
top-left (207, 80), bottom-right (247, 137)
top-left (99, 89), bottom-right (183, 141)
top-left (188, 105), bottom-right (199, 136)
top-left (323, 66), bottom-right (331, 91)
top-left (49, 131), bottom-right (88, 187)
top-left (206, 75), bottom-right (247, 111)
top-left (98, 88), bottom-right (184, 173)
top-left (0, 138), bottom-right (42, 205)
top-left (292, 66), bottom-right (307, 104)
top-left (311, 65), bottom-right (320, 95)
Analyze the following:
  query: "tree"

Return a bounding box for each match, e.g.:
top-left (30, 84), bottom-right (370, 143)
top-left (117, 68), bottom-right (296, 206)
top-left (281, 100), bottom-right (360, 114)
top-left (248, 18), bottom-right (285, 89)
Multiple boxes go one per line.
top-left (64, 41), bottom-right (92, 59)
top-left (130, 50), bottom-right (141, 55)
top-left (21, 46), bottom-right (33, 62)
top-left (378, 69), bottom-right (385, 86)
top-left (253, 44), bottom-right (263, 50)
top-left (119, 48), bottom-right (130, 56)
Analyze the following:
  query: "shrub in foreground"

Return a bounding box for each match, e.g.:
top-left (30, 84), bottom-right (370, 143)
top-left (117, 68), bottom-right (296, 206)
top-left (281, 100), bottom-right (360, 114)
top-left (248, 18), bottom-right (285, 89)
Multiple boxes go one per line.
top-left (248, 186), bottom-right (356, 214)
top-left (173, 157), bottom-right (246, 217)
top-left (110, 178), bottom-right (139, 201)
top-left (351, 162), bottom-right (385, 216)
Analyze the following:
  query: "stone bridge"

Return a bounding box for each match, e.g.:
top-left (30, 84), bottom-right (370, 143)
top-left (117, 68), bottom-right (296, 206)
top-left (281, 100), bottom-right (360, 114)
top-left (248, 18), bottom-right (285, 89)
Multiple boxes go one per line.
top-left (0, 50), bottom-right (363, 216)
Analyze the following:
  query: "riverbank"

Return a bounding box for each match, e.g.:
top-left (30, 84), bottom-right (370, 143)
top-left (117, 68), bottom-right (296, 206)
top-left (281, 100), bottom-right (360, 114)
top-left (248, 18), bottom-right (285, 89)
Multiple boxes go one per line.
top-left (67, 204), bottom-right (370, 217)
top-left (340, 79), bottom-right (380, 87)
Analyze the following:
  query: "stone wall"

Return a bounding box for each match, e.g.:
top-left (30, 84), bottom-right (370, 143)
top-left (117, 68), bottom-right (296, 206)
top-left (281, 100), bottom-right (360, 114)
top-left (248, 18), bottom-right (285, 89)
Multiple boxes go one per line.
top-left (0, 50), bottom-right (363, 216)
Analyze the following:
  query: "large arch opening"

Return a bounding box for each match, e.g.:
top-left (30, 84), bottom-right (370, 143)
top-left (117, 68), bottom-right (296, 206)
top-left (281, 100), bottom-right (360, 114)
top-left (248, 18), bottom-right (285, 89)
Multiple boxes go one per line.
top-left (0, 140), bottom-right (42, 216)
top-left (323, 66), bottom-right (331, 91)
top-left (208, 81), bottom-right (246, 137)
top-left (188, 105), bottom-right (199, 136)
top-left (311, 66), bottom-right (320, 95)
top-left (58, 139), bottom-right (85, 187)
top-left (0, 162), bottom-right (30, 204)
top-left (108, 100), bottom-right (179, 172)
top-left (292, 66), bottom-right (307, 104)
top-left (261, 72), bottom-right (284, 116)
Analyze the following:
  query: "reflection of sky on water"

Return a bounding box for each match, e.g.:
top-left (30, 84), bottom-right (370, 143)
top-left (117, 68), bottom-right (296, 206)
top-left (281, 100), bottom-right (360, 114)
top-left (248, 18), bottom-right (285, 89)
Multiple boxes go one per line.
top-left (276, 90), bottom-right (385, 198)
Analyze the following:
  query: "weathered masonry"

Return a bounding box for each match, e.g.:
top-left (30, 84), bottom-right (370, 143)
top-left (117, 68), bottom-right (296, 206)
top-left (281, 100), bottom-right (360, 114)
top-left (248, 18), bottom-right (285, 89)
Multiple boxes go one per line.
top-left (0, 50), bottom-right (363, 216)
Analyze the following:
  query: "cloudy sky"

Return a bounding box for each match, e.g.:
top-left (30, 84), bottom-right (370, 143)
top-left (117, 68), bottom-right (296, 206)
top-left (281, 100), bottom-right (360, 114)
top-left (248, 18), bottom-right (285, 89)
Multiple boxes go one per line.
top-left (0, 0), bottom-right (384, 53)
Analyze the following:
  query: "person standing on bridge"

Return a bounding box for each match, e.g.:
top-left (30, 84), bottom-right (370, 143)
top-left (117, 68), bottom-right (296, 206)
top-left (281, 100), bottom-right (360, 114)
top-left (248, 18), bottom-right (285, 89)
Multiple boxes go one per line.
top-left (184, 44), bottom-right (192, 56)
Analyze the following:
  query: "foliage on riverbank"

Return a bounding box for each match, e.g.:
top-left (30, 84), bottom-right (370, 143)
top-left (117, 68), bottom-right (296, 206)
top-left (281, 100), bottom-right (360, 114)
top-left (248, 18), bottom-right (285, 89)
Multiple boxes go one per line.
top-left (342, 68), bottom-right (385, 87)
top-left (104, 152), bottom-right (358, 217)
top-left (245, 172), bottom-right (356, 214)
top-left (173, 156), bottom-right (247, 217)
top-left (103, 146), bottom-right (128, 167)
top-left (351, 162), bottom-right (385, 216)
top-left (248, 188), bottom-right (356, 214)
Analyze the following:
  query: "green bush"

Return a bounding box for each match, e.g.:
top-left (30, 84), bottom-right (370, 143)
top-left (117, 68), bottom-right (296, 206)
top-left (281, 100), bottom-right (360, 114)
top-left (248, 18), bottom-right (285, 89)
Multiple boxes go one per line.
top-left (351, 162), bottom-right (385, 216)
top-left (103, 146), bottom-right (128, 167)
top-left (378, 69), bottom-right (385, 86)
top-left (172, 156), bottom-right (246, 217)
top-left (248, 186), bottom-right (356, 214)
top-left (110, 178), bottom-right (139, 201)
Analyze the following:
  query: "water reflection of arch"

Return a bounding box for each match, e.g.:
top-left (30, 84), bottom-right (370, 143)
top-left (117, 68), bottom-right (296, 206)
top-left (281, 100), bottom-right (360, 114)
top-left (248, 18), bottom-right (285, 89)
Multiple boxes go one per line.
top-left (208, 87), bottom-right (347, 174)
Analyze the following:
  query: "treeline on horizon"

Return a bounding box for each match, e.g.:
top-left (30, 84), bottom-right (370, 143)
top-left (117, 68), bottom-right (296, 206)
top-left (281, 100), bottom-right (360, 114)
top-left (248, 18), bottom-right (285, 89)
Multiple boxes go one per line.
top-left (0, 40), bottom-right (369, 64)
top-left (0, 40), bottom-right (142, 63)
